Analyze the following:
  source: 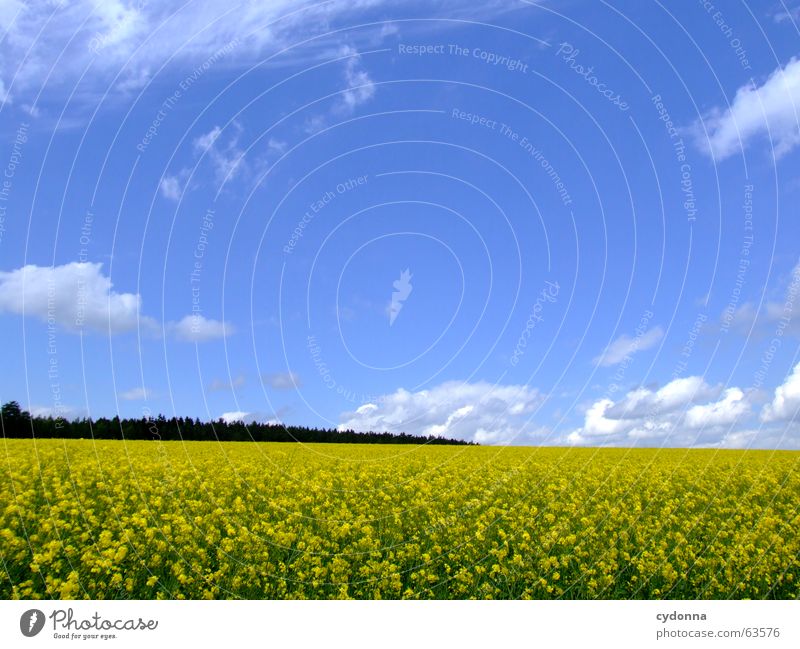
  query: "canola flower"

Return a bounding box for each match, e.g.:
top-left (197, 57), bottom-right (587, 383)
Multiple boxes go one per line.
top-left (1, 440), bottom-right (798, 599)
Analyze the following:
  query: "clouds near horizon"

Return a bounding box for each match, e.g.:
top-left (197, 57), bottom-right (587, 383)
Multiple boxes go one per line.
top-left (568, 376), bottom-right (756, 446)
top-left (761, 362), bottom-right (800, 422)
top-left (338, 381), bottom-right (544, 444)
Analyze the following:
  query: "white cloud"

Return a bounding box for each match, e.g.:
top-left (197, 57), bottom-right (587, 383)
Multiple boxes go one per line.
top-left (262, 371), bottom-right (302, 390)
top-left (594, 326), bottom-right (664, 367)
top-left (0, 262), bottom-right (151, 334)
top-left (337, 381), bottom-right (543, 444)
top-left (694, 58), bottom-right (800, 160)
top-left (208, 375), bottom-right (246, 393)
top-left (165, 125), bottom-right (254, 199)
top-left (712, 428), bottom-right (759, 449)
top-left (568, 376), bottom-right (754, 446)
top-left (0, 0), bottom-right (25, 31)
top-left (20, 102), bottom-right (39, 117)
top-left (116, 65), bottom-right (151, 93)
top-left (772, 6), bottom-right (800, 23)
top-left (220, 411), bottom-right (250, 424)
top-left (29, 403), bottom-right (82, 420)
top-left (0, 1), bottom-right (331, 100)
top-left (698, 425), bottom-right (800, 450)
top-left (685, 387), bottom-right (749, 427)
top-left (605, 376), bottom-right (719, 419)
top-left (578, 398), bottom-right (627, 437)
top-left (652, 376), bottom-right (717, 412)
top-left (722, 260), bottom-right (800, 336)
top-left (0, 262), bottom-right (233, 342)
top-left (335, 45), bottom-right (375, 114)
top-left (266, 138), bottom-right (287, 155)
top-left (220, 405), bottom-right (291, 425)
top-left (193, 123), bottom-right (247, 184)
top-left (193, 125), bottom-right (222, 152)
top-left (303, 113), bottom-right (328, 135)
top-left (303, 45), bottom-right (376, 133)
top-left (118, 387), bottom-right (152, 401)
top-left (170, 315), bottom-right (233, 342)
top-left (159, 174), bottom-right (183, 201)
top-left (0, 1), bottom-right (510, 108)
top-left (761, 362), bottom-right (800, 422)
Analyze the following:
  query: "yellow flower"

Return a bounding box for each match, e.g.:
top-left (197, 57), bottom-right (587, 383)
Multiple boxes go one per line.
top-left (0, 440), bottom-right (798, 600)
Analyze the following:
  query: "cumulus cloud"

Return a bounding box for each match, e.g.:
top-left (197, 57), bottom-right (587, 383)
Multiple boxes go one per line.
top-left (220, 411), bottom-right (250, 424)
top-left (594, 326), bottom-right (664, 367)
top-left (685, 388), bottom-right (750, 428)
top-left (220, 408), bottom-right (290, 425)
top-left (169, 315), bottom-right (233, 342)
top-left (118, 387), bottom-right (152, 401)
top-left (262, 372), bottom-right (302, 390)
top-left (0, 262), bottom-right (233, 342)
top-left (29, 403), bottom-right (83, 420)
top-left (761, 362), bottom-right (800, 422)
top-left (694, 58), bottom-right (800, 160)
top-left (604, 376), bottom-right (718, 419)
top-left (711, 429), bottom-right (759, 449)
top-left (337, 381), bottom-right (543, 444)
top-left (0, 262), bottom-right (151, 334)
top-left (568, 376), bottom-right (754, 446)
top-left (700, 424), bottom-right (800, 450)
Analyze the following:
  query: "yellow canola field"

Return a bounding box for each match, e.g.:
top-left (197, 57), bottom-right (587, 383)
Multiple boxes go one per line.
top-left (2, 440), bottom-right (798, 599)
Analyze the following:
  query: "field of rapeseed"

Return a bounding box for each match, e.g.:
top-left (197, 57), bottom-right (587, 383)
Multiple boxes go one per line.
top-left (1, 439), bottom-right (798, 599)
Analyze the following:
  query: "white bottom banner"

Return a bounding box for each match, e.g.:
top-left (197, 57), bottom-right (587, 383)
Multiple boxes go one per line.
top-left (1, 600), bottom-right (797, 648)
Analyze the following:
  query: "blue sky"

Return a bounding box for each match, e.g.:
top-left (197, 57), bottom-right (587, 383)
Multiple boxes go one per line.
top-left (1, 0), bottom-right (799, 447)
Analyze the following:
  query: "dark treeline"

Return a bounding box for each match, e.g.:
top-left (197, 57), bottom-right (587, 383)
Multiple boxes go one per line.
top-left (0, 401), bottom-right (474, 445)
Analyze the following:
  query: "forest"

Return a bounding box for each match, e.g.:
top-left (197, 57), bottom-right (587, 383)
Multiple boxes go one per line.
top-left (0, 401), bottom-right (473, 445)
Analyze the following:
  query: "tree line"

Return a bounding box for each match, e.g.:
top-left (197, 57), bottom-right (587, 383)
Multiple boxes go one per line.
top-left (0, 401), bottom-right (474, 445)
